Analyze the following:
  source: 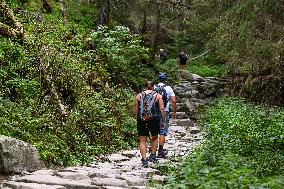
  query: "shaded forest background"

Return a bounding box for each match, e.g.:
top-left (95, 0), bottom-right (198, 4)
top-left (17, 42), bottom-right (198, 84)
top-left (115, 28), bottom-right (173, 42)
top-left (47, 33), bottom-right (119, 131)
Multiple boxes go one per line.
top-left (0, 0), bottom-right (283, 166)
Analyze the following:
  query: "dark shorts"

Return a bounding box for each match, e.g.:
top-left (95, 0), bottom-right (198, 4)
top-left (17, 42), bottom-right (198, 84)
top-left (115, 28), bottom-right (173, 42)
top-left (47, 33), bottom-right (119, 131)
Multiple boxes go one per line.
top-left (179, 61), bottom-right (187, 65)
top-left (137, 119), bottom-right (160, 137)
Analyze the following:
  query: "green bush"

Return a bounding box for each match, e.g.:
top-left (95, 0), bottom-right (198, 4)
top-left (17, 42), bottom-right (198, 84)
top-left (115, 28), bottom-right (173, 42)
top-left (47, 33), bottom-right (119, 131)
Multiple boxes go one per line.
top-left (159, 97), bottom-right (284, 188)
top-left (187, 54), bottom-right (228, 77)
top-left (88, 25), bottom-right (155, 90)
top-left (0, 2), bottom-right (146, 166)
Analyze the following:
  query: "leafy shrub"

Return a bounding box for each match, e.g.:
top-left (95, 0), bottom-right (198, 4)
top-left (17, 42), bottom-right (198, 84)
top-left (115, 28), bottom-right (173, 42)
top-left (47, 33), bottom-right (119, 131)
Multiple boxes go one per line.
top-left (0, 2), bottom-right (145, 166)
top-left (187, 54), bottom-right (228, 77)
top-left (159, 97), bottom-right (284, 188)
top-left (88, 25), bottom-right (156, 90)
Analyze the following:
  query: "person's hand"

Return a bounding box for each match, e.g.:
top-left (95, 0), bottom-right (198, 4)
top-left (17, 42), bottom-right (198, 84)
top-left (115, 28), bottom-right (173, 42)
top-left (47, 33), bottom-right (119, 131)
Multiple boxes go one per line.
top-left (173, 113), bottom-right (177, 124)
top-left (161, 122), bottom-right (166, 128)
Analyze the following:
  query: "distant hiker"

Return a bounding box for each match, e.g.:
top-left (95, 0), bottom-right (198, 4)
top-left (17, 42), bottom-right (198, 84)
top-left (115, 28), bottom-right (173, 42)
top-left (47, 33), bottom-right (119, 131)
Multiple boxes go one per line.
top-left (134, 80), bottom-right (166, 167)
top-left (178, 49), bottom-right (188, 70)
top-left (159, 49), bottom-right (168, 64)
top-left (154, 73), bottom-right (177, 158)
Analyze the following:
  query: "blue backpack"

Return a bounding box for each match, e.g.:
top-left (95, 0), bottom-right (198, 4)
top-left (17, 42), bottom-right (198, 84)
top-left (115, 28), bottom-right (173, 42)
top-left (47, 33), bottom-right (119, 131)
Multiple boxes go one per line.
top-left (155, 84), bottom-right (168, 108)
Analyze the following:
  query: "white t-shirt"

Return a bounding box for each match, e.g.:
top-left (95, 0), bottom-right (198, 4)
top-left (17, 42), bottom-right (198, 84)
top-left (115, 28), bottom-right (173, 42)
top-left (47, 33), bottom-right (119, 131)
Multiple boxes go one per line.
top-left (154, 83), bottom-right (175, 112)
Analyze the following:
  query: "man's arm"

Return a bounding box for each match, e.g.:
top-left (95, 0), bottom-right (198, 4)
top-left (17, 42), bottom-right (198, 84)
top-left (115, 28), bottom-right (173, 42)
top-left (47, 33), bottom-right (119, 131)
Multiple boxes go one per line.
top-left (158, 94), bottom-right (166, 128)
top-left (170, 96), bottom-right (177, 120)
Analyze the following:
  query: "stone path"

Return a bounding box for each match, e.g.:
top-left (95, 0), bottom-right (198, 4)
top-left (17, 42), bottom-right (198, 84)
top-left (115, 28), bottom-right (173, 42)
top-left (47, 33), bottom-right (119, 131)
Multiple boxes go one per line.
top-left (1, 78), bottom-right (226, 189)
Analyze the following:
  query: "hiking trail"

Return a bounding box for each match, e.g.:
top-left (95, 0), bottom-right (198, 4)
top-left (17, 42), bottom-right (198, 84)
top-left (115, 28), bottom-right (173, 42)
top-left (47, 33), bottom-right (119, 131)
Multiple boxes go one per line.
top-left (1, 77), bottom-right (226, 189)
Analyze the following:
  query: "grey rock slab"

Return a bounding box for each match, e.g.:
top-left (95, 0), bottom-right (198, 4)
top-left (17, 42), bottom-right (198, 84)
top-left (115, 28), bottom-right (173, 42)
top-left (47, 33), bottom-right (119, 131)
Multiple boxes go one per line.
top-left (115, 175), bottom-right (147, 186)
top-left (91, 177), bottom-right (128, 188)
top-left (151, 175), bottom-right (166, 184)
top-left (115, 158), bottom-right (142, 168)
top-left (104, 187), bottom-right (128, 189)
top-left (169, 126), bottom-right (187, 133)
top-left (190, 127), bottom-right (200, 134)
top-left (130, 186), bottom-right (148, 189)
top-left (33, 169), bottom-right (55, 176)
top-left (175, 112), bottom-right (188, 119)
top-left (0, 135), bottom-right (45, 174)
top-left (55, 171), bottom-right (90, 181)
top-left (3, 181), bottom-right (66, 189)
top-left (88, 168), bottom-right (120, 178)
top-left (126, 168), bottom-right (159, 178)
top-left (121, 150), bottom-right (139, 158)
top-left (167, 139), bottom-right (176, 145)
top-left (175, 119), bottom-right (194, 127)
top-left (108, 154), bottom-right (130, 162)
top-left (16, 175), bottom-right (99, 189)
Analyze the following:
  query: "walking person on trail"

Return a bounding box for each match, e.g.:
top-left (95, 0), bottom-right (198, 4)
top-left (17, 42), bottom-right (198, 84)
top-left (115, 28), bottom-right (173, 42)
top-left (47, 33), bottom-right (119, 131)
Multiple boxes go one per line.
top-left (134, 80), bottom-right (166, 168)
top-left (177, 49), bottom-right (188, 70)
top-left (159, 49), bottom-right (168, 64)
top-left (154, 72), bottom-right (177, 158)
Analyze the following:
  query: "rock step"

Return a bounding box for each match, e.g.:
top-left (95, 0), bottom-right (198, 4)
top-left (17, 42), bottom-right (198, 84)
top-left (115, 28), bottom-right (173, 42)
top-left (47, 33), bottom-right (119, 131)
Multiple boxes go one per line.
top-left (4, 181), bottom-right (66, 189)
top-left (170, 112), bottom-right (188, 119)
top-left (175, 119), bottom-right (194, 127)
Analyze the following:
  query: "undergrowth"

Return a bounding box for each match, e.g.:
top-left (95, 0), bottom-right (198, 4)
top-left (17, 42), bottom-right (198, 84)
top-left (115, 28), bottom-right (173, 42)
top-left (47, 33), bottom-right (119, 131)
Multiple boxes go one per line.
top-left (156, 97), bottom-right (284, 188)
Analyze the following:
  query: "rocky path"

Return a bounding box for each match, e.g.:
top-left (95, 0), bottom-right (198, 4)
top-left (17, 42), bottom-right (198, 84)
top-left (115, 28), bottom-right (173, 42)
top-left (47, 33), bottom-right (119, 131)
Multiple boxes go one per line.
top-left (1, 77), bottom-right (226, 189)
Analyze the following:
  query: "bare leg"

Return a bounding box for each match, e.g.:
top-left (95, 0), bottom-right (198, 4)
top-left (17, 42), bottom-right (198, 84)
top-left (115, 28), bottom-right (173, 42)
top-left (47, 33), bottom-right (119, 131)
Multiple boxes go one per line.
top-left (159, 135), bottom-right (165, 147)
top-left (150, 135), bottom-right (158, 154)
top-left (139, 136), bottom-right (147, 160)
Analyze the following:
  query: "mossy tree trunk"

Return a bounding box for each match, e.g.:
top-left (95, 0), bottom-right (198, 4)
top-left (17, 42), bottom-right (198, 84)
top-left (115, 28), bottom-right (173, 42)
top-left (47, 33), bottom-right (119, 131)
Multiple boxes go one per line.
top-left (0, 0), bottom-right (24, 38)
top-left (58, 0), bottom-right (67, 26)
top-left (42, 0), bottom-right (52, 13)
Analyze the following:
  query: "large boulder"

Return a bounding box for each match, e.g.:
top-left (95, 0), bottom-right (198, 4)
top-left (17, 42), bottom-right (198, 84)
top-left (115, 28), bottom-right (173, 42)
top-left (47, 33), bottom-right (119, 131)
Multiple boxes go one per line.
top-left (177, 70), bottom-right (206, 82)
top-left (0, 135), bottom-right (45, 174)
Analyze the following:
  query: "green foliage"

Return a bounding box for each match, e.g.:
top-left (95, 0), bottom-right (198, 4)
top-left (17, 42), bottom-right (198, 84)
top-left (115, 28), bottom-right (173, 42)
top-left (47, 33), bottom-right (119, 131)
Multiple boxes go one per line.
top-left (191, 0), bottom-right (283, 77)
top-left (0, 1), bottom-right (147, 166)
top-left (154, 58), bottom-right (179, 84)
top-left (159, 97), bottom-right (284, 188)
top-left (88, 25), bottom-right (155, 90)
top-left (187, 54), bottom-right (228, 77)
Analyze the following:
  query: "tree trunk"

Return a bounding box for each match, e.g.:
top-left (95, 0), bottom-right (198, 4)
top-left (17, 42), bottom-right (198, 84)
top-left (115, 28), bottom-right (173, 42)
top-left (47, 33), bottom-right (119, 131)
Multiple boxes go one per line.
top-left (38, 62), bottom-right (68, 118)
top-left (58, 0), bottom-right (67, 26)
top-left (0, 0), bottom-right (24, 38)
top-left (140, 6), bottom-right (148, 46)
top-left (152, 8), bottom-right (161, 59)
top-left (99, 0), bottom-right (110, 26)
top-left (42, 0), bottom-right (52, 13)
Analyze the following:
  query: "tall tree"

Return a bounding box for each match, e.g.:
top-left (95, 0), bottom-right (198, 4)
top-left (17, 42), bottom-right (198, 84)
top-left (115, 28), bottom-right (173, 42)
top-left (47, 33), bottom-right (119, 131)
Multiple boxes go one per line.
top-left (98, 0), bottom-right (110, 26)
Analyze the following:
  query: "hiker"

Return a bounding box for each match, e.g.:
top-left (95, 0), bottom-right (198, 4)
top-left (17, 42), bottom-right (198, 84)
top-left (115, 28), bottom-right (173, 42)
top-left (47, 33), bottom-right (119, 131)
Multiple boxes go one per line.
top-left (134, 80), bottom-right (166, 167)
top-left (177, 49), bottom-right (188, 70)
top-left (159, 49), bottom-right (167, 64)
top-left (154, 72), bottom-right (177, 158)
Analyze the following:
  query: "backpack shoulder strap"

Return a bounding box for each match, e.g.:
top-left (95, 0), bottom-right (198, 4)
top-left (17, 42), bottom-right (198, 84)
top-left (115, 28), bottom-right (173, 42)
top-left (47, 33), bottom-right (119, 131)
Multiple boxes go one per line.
top-left (139, 91), bottom-right (146, 110)
top-left (147, 91), bottom-right (157, 111)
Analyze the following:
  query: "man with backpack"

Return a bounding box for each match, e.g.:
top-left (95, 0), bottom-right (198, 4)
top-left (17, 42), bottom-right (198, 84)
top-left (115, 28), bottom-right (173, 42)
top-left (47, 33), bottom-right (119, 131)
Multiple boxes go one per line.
top-left (134, 80), bottom-right (166, 167)
top-left (154, 72), bottom-right (177, 158)
top-left (178, 49), bottom-right (188, 70)
top-left (159, 49), bottom-right (168, 64)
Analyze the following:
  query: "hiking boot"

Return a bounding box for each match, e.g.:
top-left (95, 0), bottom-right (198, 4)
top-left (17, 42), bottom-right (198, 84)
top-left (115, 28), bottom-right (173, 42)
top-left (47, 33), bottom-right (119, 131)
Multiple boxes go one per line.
top-left (148, 154), bottom-right (159, 163)
top-left (158, 149), bottom-right (167, 158)
top-left (141, 159), bottom-right (149, 168)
